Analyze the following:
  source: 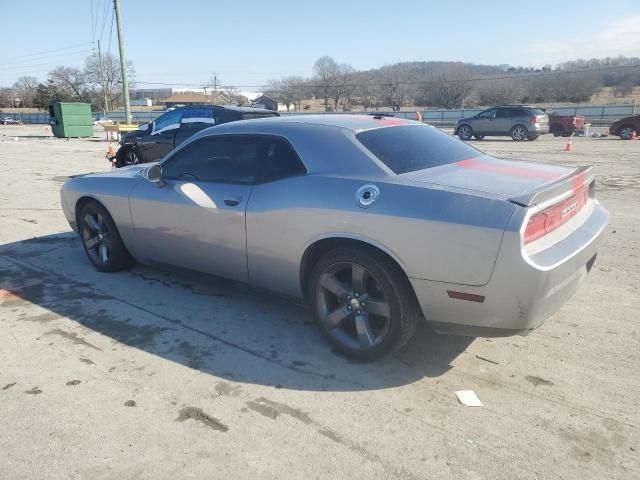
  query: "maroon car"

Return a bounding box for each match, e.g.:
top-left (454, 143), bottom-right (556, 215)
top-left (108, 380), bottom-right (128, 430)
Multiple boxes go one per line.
top-left (547, 111), bottom-right (585, 137)
top-left (609, 115), bottom-right (639, 140)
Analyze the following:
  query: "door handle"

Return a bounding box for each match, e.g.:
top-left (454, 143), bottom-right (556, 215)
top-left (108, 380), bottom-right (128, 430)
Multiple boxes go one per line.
top-left (223, 195), bottom-right (242, 206)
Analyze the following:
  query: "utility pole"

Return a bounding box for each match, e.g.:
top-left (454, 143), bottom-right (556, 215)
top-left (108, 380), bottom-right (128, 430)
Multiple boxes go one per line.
top-left (97, 40), bottom-right (109, 116)
top-left (114, 0), bottom-right (131, 124)
top-left (213, 73), bottom-right (218, 105)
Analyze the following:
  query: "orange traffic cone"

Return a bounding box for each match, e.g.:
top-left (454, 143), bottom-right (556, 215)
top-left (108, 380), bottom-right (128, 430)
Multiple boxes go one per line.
top-left (565, 137), bottom-right (573, 152)
top-left (632, 130), bottom-right (638, 141)
top-left (107, 141), bottom-right (115, 157)
top-left (111, 157), bottom-right (117, 170)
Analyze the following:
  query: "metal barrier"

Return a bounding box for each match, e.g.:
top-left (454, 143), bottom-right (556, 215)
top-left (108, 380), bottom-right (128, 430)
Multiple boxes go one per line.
top-left (1, 103), bottom-right (637, 126)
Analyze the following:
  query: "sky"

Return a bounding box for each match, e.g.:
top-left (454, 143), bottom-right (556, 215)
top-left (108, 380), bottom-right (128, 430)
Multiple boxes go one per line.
top-left (1, 0), bottom-right (639, 89)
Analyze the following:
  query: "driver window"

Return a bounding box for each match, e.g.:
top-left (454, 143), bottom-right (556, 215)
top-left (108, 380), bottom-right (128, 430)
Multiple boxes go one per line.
top-left (152, 109), bottom-right (183, 135)
top-left (162, 136), bottom-right (259, 184)
top-left (478, 109), bottom-right (496, 119)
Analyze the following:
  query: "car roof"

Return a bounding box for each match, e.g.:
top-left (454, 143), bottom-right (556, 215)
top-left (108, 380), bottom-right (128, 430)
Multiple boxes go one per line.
top-left (173, 104), bottom-right (275, 114)
top-left (204, 114), bottom-right (417, 132)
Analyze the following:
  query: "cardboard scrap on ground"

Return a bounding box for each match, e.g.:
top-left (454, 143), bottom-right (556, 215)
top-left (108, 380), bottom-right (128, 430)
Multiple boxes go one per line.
top-left (455, 390), bottom-right (483, 407)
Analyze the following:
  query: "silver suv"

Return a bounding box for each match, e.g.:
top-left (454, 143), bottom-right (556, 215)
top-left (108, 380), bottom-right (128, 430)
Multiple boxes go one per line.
top-left (455, 106), bottom-right (549, 141)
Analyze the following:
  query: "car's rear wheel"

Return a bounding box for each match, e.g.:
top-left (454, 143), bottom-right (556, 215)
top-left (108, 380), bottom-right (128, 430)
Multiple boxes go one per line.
top-left (619, 126), bottom-right (636, 140)
top-left (78, 201), bottom-right (134, 272)
top-left (117, 146), bottom-right (140, 168)
top-left (511, 125), bottom-right (528, 141)
top-left (308, 247), bottom-right (420, 361)
top-left (457, 125), bottom-right (473, 141)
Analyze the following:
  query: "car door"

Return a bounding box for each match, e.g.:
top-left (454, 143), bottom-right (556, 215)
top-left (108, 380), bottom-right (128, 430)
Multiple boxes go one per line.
top-left (128, 135), bottom-right (260, 282)
top-left (173, 107), bottom-right (218, 147)
top-left (138, 108), bottom-right (183, 162)
top-left (473, 108), bottom-right (497, 135)
top-left (494, 107), bottom-right (513, 134)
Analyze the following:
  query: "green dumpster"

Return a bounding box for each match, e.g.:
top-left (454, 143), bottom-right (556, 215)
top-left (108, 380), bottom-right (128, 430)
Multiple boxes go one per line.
top-left (48, 102), bottom-right (93, 138)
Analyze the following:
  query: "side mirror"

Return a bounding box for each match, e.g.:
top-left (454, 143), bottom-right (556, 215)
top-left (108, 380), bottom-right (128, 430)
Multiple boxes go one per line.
top-left (143, 164), bottom-right (165, 187)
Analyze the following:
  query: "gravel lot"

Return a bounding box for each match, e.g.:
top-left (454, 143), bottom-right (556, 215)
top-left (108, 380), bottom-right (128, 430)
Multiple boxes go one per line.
top-left (0, 124), bottom-right (638, 479)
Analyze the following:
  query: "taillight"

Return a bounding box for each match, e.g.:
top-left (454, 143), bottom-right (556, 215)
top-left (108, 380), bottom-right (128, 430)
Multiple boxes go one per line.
top-left (530, 116), bottom-right (537, 125)
top-left (523, 184), bottom-right (590, 244)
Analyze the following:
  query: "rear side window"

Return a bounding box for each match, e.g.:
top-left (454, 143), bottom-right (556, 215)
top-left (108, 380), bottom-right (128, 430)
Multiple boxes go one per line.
top-left (258, 137), bottom-right (306, 183)
top-left (531, 109), bottom-right (545, 116)
top-left (356, 125), bottom-right (481, 174)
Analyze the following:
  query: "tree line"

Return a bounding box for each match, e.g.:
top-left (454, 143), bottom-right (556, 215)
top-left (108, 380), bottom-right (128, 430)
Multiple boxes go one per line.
top-left (2, 54), bottom-right (638, 111)
top-left (0, 52), bottom-right (134, 110)
top-left (265, 55), bottom-right (640, 111)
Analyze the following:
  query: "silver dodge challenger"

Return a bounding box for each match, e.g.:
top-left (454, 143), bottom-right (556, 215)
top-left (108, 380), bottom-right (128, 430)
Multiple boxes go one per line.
top-left (61, 115), bottom-right (609, 360)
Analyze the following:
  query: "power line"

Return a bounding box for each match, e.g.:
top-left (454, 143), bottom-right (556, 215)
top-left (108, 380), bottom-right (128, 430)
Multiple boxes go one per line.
top-left (97, 0), bottom-right (111, 43)
top-left (0, 49), bottom-right (93, 67)
top-left (0, 42), bottom-right (93, 63)
top-left (0, 55), bottom-right (92, 74)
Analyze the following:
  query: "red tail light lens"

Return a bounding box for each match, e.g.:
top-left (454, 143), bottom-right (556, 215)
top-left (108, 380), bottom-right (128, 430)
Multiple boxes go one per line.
top-left (530, 116), bottom-right (537, 125)
top-left (524, 184), bottom-right (590, 244)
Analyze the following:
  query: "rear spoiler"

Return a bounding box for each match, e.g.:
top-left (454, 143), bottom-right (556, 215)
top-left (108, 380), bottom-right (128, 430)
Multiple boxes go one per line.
top-left (509, 165), bottom-right (594, 207)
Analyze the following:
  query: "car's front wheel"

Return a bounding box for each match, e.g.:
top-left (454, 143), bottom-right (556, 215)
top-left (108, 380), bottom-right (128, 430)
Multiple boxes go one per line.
top-left (78, 201), bottom-right (134, 272)
top-left (619, 126), bottom-right (636, 140)
top-left (117, 146), bottom-right (141, 168)
top-left (511, 125), bottom-right (528, 141)
top-left (308, 247), bottom-right (420, 361)
top-left (457, 125), bottom-right (473, 141)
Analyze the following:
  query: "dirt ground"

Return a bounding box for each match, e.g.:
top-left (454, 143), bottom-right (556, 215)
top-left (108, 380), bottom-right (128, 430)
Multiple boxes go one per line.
top-left (0, 124), bottom-right (638, 480)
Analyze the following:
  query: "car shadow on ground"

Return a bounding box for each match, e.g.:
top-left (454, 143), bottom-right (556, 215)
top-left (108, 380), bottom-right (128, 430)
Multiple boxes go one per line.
top-left (0, 233), bottom-right (474, 392)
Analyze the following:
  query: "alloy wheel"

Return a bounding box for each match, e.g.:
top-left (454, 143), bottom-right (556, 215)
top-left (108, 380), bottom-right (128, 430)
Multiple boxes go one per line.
top-left (82, 211), bottom-right (111, 265)
top-left (124, 149), bottom-right (139, 166)
top-left (620, 127), bottom-right (634, 140)
top-left (512, 126), bottom-right (526, 141)
top-left (459, 126), bottom-right (472, 140)
top-left (316, 262), bottom-right (391, 351)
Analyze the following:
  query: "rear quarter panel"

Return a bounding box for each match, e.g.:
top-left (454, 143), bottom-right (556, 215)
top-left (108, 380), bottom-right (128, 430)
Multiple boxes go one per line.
top-left (246, 175), bottom-right (516, 298)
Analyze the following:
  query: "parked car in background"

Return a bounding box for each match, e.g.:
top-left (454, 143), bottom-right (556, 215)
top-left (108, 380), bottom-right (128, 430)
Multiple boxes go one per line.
top-left (455, 105), bottom-right (549, 141)
top-left (0, 116), bottom-right (21, 125)
top-left (547, 110), bottom-right (585, 137)
top-left (608, 115), bottom-right (639, 140)
top-left (62, 115), bottom-right (608, 360)
top-left (112, 105), bottom-right (278, 167)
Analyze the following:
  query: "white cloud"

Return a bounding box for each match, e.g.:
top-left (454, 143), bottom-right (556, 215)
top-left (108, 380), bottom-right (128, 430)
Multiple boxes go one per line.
top-left (525, 15), bottom-right (640, 66)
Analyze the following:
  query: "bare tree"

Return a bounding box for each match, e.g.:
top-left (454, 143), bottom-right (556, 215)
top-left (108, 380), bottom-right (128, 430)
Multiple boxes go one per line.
top-left (331, 63), bottom-right (355, 111)
top-left (425, 64), bottom-right (472, 108)
top-left (49, 66), bottom-right (89, 102)
top-left (12, 76), bottom-right (39, 107)
top-left (475, 78), bottom-right (520, 106)
top-left (85, 52), bottom-right (135, 110)
top-left (313, 56), bottom-right (339, 111)
top-left (381, 64), bottom-right (414, 111)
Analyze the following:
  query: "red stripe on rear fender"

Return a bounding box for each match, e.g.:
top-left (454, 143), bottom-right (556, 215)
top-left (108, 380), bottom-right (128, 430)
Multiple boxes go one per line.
top-left (456, 158), bottom-right (562, 181)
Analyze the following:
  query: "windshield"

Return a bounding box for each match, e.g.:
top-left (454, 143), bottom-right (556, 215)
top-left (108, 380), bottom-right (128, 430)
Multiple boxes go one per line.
top-left (356, 125), bottom-right (481, 174)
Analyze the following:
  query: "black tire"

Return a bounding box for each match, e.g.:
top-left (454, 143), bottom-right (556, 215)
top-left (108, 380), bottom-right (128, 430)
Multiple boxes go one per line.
top-left (308, 247), bottom-right (420, 361)
top-left (510, 125), bottom-right (528, 141)
top-left (116, 145), bottom-right (141, 168)
top-left (457, 125), bottom-right (473, 141)
top-left (619, 125), bottom-right (636, 140)
top-left (473, 135), bottom-right (485, 140)
top-left (527, 134), bottom-right (540, 141)
top-left (78, 201), bottom-right (134, 272)
top-left (550, 125), bottom-right (563, 137)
